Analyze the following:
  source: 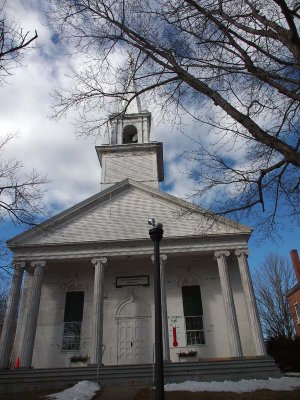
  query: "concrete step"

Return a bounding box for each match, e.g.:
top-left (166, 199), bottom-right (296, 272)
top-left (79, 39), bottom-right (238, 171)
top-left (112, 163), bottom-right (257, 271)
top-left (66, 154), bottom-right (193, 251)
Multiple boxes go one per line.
top-left (0, 357), bottom-right (281, 393)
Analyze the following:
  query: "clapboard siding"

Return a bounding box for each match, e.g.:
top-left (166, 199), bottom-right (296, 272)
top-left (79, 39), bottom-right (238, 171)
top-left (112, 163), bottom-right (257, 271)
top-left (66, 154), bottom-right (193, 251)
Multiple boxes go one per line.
top-left (104, 153), bottom-right (156, 184)
top-left (26, 187), bottom-right (243, 245)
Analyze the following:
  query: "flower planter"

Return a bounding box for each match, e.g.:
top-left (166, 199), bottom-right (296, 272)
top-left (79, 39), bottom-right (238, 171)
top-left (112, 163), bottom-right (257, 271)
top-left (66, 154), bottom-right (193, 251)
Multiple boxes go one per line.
top-left (70, 361), bottom-right (88, 368)
top-left (177, 351), bottom-right (198, 362)
top-left (178, 355), bottom-right (198, 362)
top-left (70, 355), bottom-right (89, 367)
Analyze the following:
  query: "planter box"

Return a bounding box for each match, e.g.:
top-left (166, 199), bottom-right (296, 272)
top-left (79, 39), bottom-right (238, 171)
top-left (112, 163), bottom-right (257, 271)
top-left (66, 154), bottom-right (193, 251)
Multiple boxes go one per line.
top-left (178, 355), bottom-right (198, 362)
top-left (70, 361), bottom-right (88, 368)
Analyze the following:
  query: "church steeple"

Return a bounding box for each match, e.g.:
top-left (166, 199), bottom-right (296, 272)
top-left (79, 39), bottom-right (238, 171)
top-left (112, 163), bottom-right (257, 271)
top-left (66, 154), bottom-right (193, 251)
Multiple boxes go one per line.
top-left (96, 76), bottom-right (164, 190)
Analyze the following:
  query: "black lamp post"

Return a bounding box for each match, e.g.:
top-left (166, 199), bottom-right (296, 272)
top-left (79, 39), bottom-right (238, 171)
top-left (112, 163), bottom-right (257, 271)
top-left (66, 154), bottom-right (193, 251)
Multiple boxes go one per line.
top-left (148, 219), bottom-right (165, 400)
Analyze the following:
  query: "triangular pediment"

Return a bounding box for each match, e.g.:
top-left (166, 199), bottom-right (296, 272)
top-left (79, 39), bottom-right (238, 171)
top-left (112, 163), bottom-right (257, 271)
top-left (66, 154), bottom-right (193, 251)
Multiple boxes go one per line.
top-left (8, 180), bottom-right (251, 247)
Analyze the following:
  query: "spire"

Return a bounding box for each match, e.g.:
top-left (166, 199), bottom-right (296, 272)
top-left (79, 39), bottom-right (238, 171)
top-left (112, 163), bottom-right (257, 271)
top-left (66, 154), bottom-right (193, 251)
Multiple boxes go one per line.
top-left (121, 55), bottom-right (145, 114)
top-left (122, 76), bottom-right (142, 114)
top-left (107, 55), bottom-right (152, 145)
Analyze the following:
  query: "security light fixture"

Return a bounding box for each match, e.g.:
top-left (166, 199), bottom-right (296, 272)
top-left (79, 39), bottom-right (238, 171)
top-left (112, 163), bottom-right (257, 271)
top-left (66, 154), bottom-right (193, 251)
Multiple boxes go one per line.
top-left (148, 218), bottom-right (155, 227)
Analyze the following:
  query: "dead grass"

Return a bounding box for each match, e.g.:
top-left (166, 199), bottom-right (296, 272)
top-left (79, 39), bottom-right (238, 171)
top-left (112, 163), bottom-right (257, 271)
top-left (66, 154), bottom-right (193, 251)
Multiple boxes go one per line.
top-left (133, 388), bottom-right (300, 400)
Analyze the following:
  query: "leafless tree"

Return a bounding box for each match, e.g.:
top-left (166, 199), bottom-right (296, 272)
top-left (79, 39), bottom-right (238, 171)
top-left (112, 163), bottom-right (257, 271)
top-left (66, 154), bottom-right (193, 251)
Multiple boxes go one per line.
top-left (0, 1), bottom-right (37, 85)
top-left (0, 2), bottom-right (44, 230)
top-left (0, 269), bottom-right (9, 333)
top-left (0, 3), bottom-right (46, 277)
top-left (0, 132), bottom-right (47, 282)
top-left (49, 0), bottom-right (300, 237)
top-left (0, 133), bottom-right (47, 227)
top-left (253, 253), bottom-right (295, 339)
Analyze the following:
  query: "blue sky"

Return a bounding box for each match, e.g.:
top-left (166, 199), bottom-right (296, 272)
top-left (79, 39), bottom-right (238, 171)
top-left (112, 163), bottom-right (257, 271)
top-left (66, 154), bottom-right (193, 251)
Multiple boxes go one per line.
top-left (0, 0), bottom-right (299, 279)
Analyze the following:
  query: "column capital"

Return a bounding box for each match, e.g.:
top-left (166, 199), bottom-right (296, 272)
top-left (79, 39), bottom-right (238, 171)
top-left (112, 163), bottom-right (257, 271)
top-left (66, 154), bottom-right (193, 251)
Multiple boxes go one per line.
top-left (151, 254), bottom-right (167, 262)
top-left (91, 257), bottom-right (107, 265)
top-left (31, 260), bottom-right (46, 268)
top-left (234, 249), bottom-right (249, 257)
top-left (13, 261), bottom-right (26, 271)
top-left (214, 250), bottom-right (230, 259)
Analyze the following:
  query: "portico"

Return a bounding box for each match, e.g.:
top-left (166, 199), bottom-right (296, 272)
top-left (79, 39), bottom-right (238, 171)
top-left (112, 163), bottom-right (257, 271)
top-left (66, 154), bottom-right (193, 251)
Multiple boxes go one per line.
top-left (1, 233), bottom-right (265, 369)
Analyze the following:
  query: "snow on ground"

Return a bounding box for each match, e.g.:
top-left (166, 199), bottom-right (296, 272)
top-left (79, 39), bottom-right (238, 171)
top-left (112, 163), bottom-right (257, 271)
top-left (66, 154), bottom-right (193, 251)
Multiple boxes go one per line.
top-left (164, 377), bottom-right (300, 393)
top-left (45, 380), bottom-right (101, 400)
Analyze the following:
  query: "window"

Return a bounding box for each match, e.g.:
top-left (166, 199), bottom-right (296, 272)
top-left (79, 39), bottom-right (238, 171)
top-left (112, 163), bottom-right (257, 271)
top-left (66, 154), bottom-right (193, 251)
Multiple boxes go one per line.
top-left (62, 291), bottom-right (84, 351)
top-left (294, 303), bottom-right (300, 322)
top-left (182, 285), bottom-right (205, 345)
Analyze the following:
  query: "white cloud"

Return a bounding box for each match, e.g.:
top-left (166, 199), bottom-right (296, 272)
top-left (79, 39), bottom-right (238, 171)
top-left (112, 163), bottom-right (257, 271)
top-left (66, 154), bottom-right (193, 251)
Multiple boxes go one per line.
top-left (0, 0), bottom-right (282, 220)
top-left (1, 0), bottom-right (203, 221)
top-left (1, 0), bottom-right (100, 217)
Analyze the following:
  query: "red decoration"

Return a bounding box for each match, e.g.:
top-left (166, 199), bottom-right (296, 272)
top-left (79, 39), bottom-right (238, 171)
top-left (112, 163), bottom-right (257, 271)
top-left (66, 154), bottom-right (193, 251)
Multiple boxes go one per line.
top-left (14, 356), bottom-right (20, 369)
top-left (173, 326), bottom-right (178, 347)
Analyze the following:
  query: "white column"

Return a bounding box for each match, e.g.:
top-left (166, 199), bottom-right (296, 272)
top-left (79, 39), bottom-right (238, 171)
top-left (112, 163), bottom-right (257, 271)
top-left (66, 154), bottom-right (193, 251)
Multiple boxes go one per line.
top-left (19, 260), bottom-right (46, 368)
top-left (11, 272), bottom-right (31, 366)
top-left (235, 250), bottom-right (266, 356)
top-left (153, 254), bottom-right (170, 362)
top-left (0, 262), bottom-right (25, 369)
top-left (90, 257), bottom-right (107, 365)
top-left (214, 251), bottom-right (243, 357)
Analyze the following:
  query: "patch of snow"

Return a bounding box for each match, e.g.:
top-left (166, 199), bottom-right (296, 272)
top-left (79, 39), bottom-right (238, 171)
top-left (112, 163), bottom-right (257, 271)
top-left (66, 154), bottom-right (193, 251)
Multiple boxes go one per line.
top-left (164, 377), bottom-right (300, 393)
top-left (45, 380), bottom-right (101, 400)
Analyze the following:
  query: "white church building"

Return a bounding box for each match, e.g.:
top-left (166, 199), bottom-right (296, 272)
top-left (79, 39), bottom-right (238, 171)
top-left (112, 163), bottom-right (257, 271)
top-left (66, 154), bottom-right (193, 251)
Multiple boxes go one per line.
top-left (0, 86), bottom-right (266, 371)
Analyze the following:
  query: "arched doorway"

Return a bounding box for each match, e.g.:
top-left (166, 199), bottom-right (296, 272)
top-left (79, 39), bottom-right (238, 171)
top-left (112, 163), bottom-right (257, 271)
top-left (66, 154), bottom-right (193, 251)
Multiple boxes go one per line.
top-left (116, 296), bottom-right (152, 365)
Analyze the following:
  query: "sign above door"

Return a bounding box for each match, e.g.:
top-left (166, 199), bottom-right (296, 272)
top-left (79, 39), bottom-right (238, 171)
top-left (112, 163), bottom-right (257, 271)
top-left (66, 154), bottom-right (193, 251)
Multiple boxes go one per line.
top-left (116, 275), bottom-right (149, 288)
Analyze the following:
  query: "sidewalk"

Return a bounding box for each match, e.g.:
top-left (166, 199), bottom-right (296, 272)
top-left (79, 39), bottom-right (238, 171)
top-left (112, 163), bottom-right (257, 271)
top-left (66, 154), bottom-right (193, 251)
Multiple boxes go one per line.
top-left (95, 385), bottom-right (147, 400)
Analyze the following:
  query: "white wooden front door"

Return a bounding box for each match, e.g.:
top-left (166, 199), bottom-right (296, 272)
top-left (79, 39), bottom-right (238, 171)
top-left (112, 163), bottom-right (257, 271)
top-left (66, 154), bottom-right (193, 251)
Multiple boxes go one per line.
top-left (118, 318), bottom-right (151, 364)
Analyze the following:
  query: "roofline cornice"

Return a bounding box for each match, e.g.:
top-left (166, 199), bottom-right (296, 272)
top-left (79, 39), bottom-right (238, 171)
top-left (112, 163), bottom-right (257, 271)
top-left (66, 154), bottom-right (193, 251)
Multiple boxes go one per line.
top-left (286, 282), bottom-right (300, 297)
top-left (10, 233), bottom-right (250, 261)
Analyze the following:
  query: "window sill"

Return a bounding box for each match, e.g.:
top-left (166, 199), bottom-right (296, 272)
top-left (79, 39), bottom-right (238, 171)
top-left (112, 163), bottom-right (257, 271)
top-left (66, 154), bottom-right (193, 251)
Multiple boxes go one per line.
top-left (60, 350), bottom-right (81, 353)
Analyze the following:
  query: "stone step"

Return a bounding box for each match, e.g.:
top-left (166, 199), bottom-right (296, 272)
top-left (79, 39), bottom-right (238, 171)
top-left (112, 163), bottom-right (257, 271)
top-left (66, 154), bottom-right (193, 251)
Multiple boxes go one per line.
top-left (0, 357), bottom-right (281, 393)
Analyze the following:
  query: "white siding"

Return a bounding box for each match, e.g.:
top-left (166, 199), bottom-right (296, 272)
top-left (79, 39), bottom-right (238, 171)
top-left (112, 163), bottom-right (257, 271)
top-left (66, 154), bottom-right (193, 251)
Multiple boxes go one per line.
top-left (25, 188), bottom-right (242, 245)
top-left (103, 152), bottom-right (157, 185)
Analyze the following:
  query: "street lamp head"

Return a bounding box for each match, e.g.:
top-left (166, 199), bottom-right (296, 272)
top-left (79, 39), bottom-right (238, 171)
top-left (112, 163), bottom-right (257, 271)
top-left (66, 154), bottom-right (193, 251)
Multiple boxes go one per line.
top-left (148, 218), bottom-right (155, 227)
top-left (148, 219), bottom-right (164, 230)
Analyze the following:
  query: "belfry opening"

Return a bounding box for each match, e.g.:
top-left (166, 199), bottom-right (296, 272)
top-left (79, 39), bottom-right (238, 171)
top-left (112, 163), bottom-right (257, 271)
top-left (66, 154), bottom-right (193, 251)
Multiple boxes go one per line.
top-left (123, 125), bottom-right (138, 144)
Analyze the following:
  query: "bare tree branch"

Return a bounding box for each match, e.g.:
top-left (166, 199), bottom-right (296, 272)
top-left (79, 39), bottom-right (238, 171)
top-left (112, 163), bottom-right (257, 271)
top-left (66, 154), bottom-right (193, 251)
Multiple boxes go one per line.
top-left (0, 1), bottom-right (38, 84)
top-left (48, 0), bottom-right (300, 237)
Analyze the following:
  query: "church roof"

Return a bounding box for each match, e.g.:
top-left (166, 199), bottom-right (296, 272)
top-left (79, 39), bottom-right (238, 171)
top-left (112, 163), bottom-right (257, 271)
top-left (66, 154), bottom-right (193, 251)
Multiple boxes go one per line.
top-left (7, 179), bottom-right (252, 249)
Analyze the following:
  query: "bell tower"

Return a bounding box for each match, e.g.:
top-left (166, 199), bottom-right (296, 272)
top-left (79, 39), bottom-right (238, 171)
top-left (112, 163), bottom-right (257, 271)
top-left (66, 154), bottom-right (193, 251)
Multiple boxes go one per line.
top-left (96, 78), bottom-right (164, 190)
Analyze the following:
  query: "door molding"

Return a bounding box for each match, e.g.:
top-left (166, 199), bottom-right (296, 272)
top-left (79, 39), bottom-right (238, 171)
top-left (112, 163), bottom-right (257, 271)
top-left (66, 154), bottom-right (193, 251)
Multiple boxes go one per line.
top-left (116, 296), bottom-right (152, 365)
top-left (115, 296), bottom-right (151, 319)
